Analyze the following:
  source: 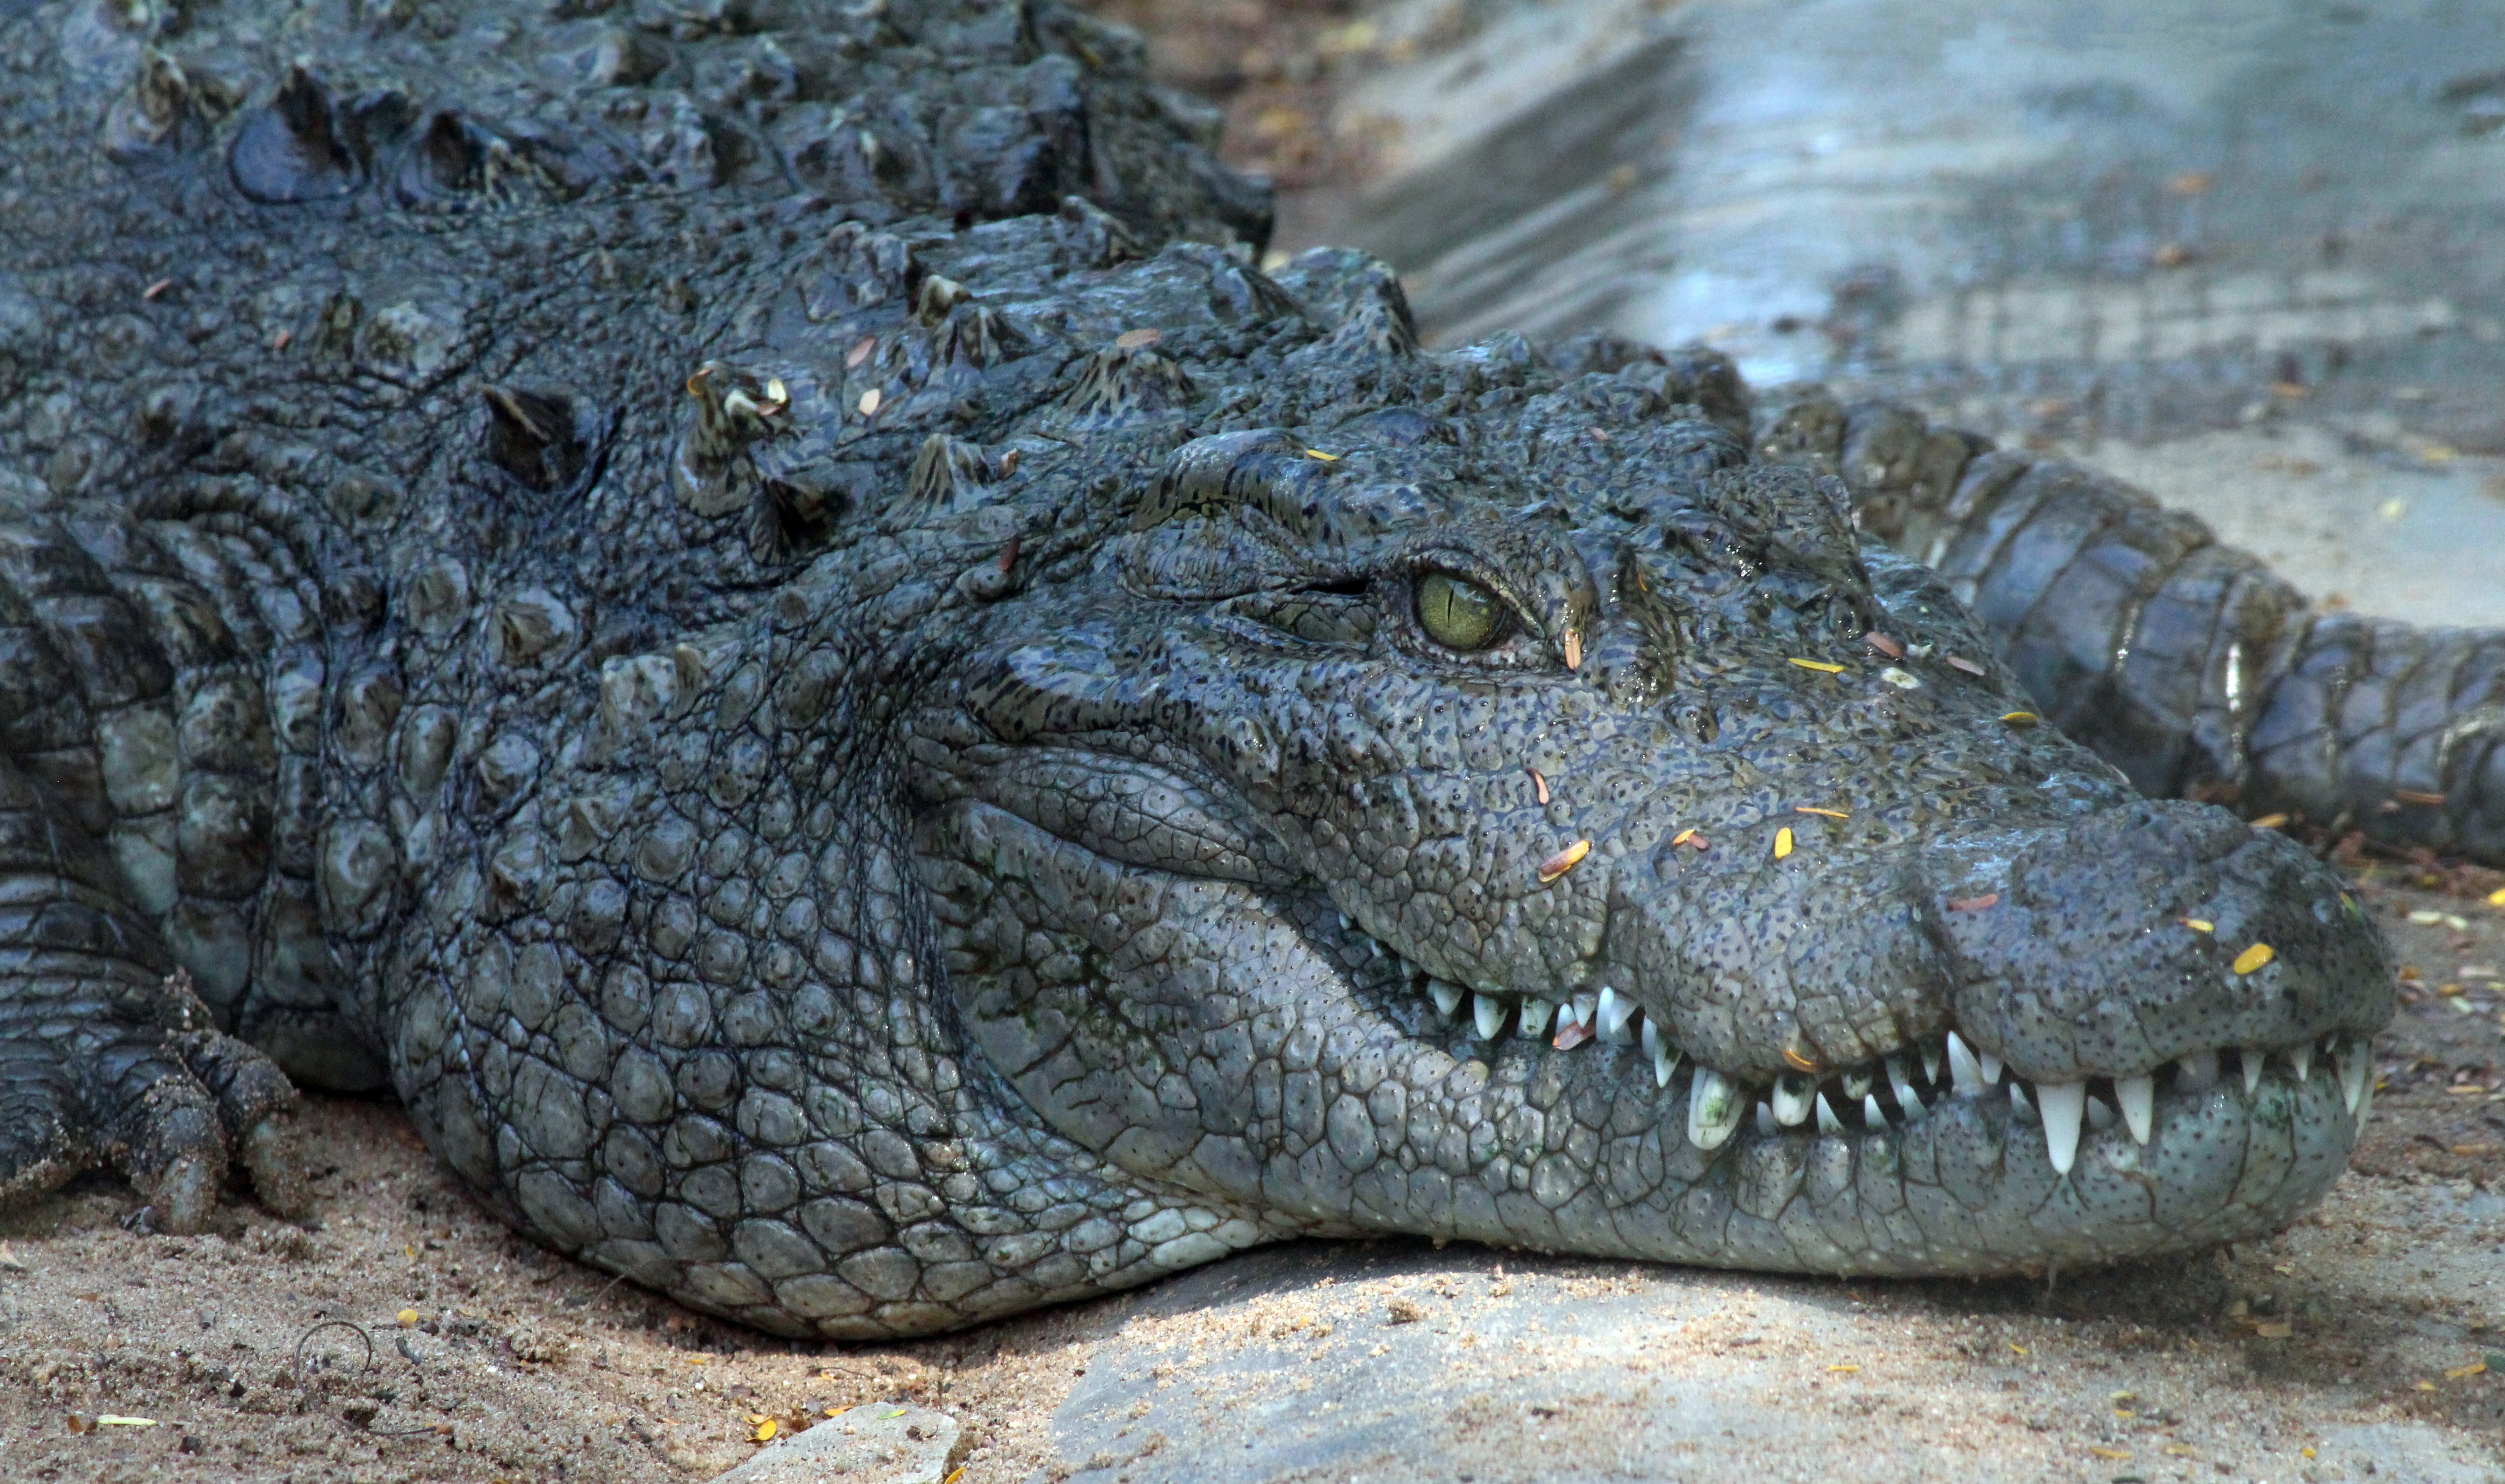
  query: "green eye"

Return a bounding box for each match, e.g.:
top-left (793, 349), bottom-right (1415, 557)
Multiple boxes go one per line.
top-left (1416, 571), bottom-right (1506, 650)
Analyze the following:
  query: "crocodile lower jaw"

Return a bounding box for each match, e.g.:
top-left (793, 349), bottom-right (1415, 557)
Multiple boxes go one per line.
top-left (1352, 925), bottom-right (2379, 1177)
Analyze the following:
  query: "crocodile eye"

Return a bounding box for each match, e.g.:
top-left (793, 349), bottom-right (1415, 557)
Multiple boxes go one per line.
top-left (1416, 570), bottom-right (1506, 650)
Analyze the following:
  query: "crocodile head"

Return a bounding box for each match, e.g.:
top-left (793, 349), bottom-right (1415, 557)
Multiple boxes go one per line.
top-left (906, 388), bottom-right (2393, 1279)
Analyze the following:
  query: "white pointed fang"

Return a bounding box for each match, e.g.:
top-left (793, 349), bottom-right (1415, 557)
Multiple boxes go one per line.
top-left (1887, 1056), bottom-right (1926, 1117)
top-left (1429, 979), bottom-right (1464, 1019)
top-left (2037, 1081), bottom-right (2086, 1175)
top-left (1946, 1032), bottom-right (1986, 1095)
top-left (2241, 1048), bottom-right (2263, 1095)
top-left (1815, 1091), bottom-right (1844, 1134)
top-left (1688, 1067), bottom-right (1744, 1151)
top-left (1570, 990), bottom-right (1599, 1030)
top-left (1518, 998), bottom-right (1556, 1039)
top-left (1756, 1102), bottom-right (1778, 1137)
top-left (1598, 986), bottom-right (1637, 1041)
top-left (2176, 1048), bottom-right (2218, 1091)
top-left (1772, 1072), bottom-right (1815, 1126)
top-left (1863, 1091), bottom-right (1888, 1128)
top-left (2354, 1066), bottom-right (2376, 1130)
top-left (1653, 1040), bottom-right (1681, 1088)
top-left (2116, 1074), bottom-right (2155, 1144)
top-left (1979, 1050), bottom-right (2003, 1085)
top-left (1472, 993), bottom-right (1507, 1041)
top-left (1642, 1016), bottom-right (1661, 1058)
top-left (2288, 1041), bottom-right (2313, 1082)
top-left (1920, 1040), bottom-right (1942, 1085)
top-left (2337, 1036), bottom-right (2368, 1115)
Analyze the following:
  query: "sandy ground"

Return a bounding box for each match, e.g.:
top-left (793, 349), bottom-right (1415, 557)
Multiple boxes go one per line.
top-left (2, 866), bottom-right (2500, 1484)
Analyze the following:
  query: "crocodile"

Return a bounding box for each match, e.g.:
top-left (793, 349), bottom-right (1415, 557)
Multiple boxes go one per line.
top-left (0, 0), bottom-right (2489, 1342)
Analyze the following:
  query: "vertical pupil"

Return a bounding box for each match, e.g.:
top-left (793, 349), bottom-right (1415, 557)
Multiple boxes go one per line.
top-left (1420, 572), bottom-right (1499, 649)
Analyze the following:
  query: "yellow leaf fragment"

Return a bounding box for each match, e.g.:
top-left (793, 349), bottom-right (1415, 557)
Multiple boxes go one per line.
top-left (2088, 1446), bottom-right (2130, 1460)
top-left (2444, 1359), bottom-right (2488, 1380)
top-left (1788, 657), bottom-right (1844, 674)
top-left (1537, 839), bottom-right (1592, 884)
top-left (1669, 828), bottom-right (1696, 847)
top-left (1774, 827), bottom-right (1794, 860)
top-left (857, 387), bottom-right (883, 417)
top-left (824, 1405), bottom-right (851, 1417)
top-left (2303, 1446), bottom-right (2318, 1459)
top-left (2251, 812), bottom-right (2289, 829)
top-left (2182, 918), bottom-right (2214, 932)
top-left (946, 1470), bottom-right (969, 1484)
top-left (2490, 886), bottom-right (2505, 907)
top-left (2001, 711), bottom-right (2038, 726)
top-left (1303, 448), bottom-right (1339, 461)
top-left (1794, 806), bottom-right (1849, 819)
top-left (754, 1419), bottom-right (779, 1442)
top-left (397, 1308), bottom-right (420, 1327)
top-left (1825, 1363), bottom-right (1860, 1373)
top-left (2232, 943), bottom-right (2276, 975)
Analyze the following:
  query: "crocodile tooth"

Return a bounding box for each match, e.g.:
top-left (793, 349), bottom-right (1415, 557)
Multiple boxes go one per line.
top-left (2115, 1074), bottom-right (2155, 1144)
top-left (1945, 1032), bottom-right (1986, 1094)
top-left (2009, 1081), bottom-right (2038, 1122)
top-left (1687, 1067), bottom-right (1744, 1150)
top-left (1641, 1016), bottom-right (1661, 1058)
top-left (1429, 979), bottom-right (1464, 1019)
top-left (1840, 1067), bottom-right (1875, 1099)
top-left (1653, 1039), bottom-right (1682, 1088)
top-left (2084, 1093), bottom-right (2117, 1132)
top-left (2354, 1065), bottom-right (2376, 1130)
top-left (1471, 992), bottom-right (1507, 1041)
top-left (2240, 1048), bottom-right (2263, 1095)
top-left (2176, 1048), bottom-right (2218, 1091)
top-left (1570, 989), bottom-right (1599, 1030)
top-left (2287, 1041), bottom-right (2312, 1082)
top-left (1518, 998), bottom-right (1556, 1039)
top-left (1978, 1050), bottom-right (2003, 1084)
top-left (1886, 1056), bottom-right (1926, 1117)
top-left (1920, 1040), bottom-right (1941, 1086)
top-left (1597, 987), bottom-right (1636, 1042)
top-left (1863, 1091), bottom-right (1888, 1127)
top-left (1814, 1092), bottom-right (1843, 1134)
top-left (1755, 1102), bottom-right (1778, 1137)
top-left (2335, 1036), bottom-right (2369, 1115)
top-left (2037, 1080), bottom-right (2086, 1174)
top-left (1771, 1071), bottom-right (1815, 1125)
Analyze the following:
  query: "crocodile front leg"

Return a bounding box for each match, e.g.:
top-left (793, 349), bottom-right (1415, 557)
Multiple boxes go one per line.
top-left (0, 751), bottom-right (304, 1229)
top-left (0, 486), bottom-right (354, 1226)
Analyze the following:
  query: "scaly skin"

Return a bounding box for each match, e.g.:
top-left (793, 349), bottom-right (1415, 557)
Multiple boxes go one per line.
top-left (0, 0), bottom-right (2439, 1340)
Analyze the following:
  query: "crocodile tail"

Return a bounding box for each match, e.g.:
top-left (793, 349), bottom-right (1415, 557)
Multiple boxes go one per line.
top-left (1757, 384), bottom-right (2505, 863)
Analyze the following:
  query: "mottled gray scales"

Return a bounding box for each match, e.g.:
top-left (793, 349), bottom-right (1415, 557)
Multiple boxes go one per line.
top-left (0, 0), bottom-right (2485, 1342)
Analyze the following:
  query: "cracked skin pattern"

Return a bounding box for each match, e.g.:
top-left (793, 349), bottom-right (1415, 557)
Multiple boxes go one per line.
top-left (0, 0), bottom-right (2484, 1341)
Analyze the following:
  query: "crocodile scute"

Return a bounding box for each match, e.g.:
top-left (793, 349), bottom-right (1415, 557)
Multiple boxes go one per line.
top-left (0, 0), bottom-right (2477, 1341)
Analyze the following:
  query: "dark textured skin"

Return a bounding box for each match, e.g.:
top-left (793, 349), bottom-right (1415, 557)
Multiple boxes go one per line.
top-left (0, 0), bottom-right (2456, 1341)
